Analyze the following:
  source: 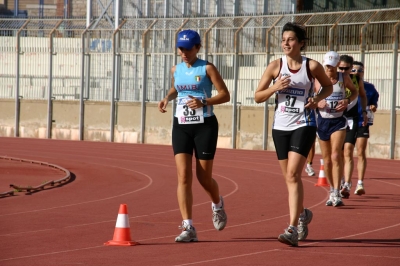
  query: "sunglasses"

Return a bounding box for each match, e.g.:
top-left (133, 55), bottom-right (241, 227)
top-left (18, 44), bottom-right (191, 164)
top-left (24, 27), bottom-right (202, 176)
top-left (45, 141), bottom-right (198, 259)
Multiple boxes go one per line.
top-left (338, 67), bottom-right (351, 71)
top-left (351, 69), bottom-right (364, 73)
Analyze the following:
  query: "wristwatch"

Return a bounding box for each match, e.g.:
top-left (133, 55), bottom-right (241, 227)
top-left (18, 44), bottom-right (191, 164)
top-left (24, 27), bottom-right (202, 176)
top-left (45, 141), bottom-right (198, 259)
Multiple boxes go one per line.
top-left (201, 99), bottom-right (207, 106)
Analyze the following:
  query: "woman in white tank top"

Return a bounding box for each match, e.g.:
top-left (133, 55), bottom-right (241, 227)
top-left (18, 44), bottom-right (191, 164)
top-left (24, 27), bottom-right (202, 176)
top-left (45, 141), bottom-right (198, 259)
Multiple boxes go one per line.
top-left (314, 51), bottom-right (358, 208)
top-left (254, 22), bottom-right (334, 247)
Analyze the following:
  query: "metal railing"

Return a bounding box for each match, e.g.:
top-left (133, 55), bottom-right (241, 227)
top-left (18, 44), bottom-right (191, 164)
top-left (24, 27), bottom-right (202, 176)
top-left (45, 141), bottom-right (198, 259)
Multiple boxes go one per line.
top-left (0, 8), bottom-right (399, 157)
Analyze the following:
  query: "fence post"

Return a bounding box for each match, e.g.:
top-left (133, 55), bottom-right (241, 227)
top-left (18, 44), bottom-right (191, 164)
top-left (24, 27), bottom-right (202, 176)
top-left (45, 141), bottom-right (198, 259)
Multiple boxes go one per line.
top-left (14, 19), bottom-right (30, 138)
top-left (140, 19), bottom-right (158, 144)
top-left (263, 15), bottom-right (283, 150)
top-left (110, 19), bottom-right (127, 142)
top-left (329, 12), bottom-right (347, 51)
top-left (360, 11), bottom-right (378, 64)
top-left (79, 21), bottom-right (95, 140)
top-left (47, 20), bottom-right (63, 139)
top-left (390, 21), bottom-right (400, 159)
top-left (232, 17), bottom-right (251, 149)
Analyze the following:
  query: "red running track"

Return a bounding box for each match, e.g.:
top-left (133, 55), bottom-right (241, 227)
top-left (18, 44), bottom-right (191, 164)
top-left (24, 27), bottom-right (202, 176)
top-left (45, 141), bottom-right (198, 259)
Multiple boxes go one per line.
top-left (0, 137), bottom-right (399, 266)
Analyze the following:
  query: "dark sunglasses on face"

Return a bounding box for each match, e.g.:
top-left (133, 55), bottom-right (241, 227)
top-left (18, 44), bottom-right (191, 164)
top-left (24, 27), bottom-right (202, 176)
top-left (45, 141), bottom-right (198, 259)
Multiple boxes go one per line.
top-left (351, 69), bottom-right (364, 73)
top-left (338, 66), bottom-right (351, 71)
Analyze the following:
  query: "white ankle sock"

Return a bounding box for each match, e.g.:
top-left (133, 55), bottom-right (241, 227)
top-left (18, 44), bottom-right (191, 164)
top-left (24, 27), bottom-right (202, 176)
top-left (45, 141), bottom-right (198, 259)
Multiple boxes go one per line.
top-left (358, 180), bottom-right (363, 185)
top-left (183, 219), bottom-right (193, 226)
top-left (212, 198), bottom-right (222, 210)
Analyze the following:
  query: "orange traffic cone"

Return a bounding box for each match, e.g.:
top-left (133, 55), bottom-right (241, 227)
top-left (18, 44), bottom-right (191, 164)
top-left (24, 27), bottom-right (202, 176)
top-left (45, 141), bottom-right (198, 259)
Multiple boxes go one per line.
top-left (315, 159), bottom-right (329, 187)
top-left (104, 204), bottom-right (139, 246)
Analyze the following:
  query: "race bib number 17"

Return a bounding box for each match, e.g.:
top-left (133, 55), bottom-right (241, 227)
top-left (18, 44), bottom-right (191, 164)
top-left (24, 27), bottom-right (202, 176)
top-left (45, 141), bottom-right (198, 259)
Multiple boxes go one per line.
top-left (176, 97), bottom-right (204, 124)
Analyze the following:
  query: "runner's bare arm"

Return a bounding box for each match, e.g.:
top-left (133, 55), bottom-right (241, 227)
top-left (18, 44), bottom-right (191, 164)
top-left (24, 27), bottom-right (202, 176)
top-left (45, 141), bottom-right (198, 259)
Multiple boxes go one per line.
top-left (158, 66), bottom-right (178, 113)
top-left (205, 62), bottom-right (230, 105)
top-left (309, 60), bottom-right (333, 101)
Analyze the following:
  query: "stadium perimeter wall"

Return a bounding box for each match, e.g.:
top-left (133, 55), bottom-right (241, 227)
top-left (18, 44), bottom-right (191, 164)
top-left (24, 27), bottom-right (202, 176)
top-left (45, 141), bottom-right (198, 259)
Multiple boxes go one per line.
top-left (0, 99), bottom-right (399, 159)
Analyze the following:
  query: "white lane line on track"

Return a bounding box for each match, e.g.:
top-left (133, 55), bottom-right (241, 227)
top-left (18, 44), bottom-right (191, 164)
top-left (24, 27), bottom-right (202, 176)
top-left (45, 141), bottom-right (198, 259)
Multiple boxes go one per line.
top-left (0, 156), bottom-right (326, 240)
top-left (0, 173), bottom-right (239, 236)
top-left (0, 166), bottom-right (153, 217)
top-left (0, 246), bottom-right (105, 262)
top-left (280, 249), bottom-right (400, 259)
top-left (371, 179), bottom-right (400, 187)
top-left (1, 222), bottom-right (399, 263)
top-left (1, 151), bottom-right (397, 263)
top-left (0, 177), bottom-right (328, 261)
top-left (0, 170), bottom-right (397, 262)
top-left (172, 222), bottom-right (400, 266)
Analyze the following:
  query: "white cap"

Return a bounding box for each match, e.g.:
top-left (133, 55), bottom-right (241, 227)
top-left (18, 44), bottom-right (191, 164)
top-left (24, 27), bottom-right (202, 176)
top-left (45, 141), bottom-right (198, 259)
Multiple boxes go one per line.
top-left (323, 51), bottom-right (340, 67)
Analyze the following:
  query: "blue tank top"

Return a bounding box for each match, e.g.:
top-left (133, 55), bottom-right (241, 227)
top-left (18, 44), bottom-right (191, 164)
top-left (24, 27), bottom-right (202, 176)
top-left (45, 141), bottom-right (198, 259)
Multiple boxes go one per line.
top-left (174, 59), bottom-right (214, 117)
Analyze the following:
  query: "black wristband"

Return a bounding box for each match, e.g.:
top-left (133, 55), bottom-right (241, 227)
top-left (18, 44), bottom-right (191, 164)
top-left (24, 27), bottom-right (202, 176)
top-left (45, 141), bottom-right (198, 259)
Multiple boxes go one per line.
top-left (362, 110), bottom-right (367, 114)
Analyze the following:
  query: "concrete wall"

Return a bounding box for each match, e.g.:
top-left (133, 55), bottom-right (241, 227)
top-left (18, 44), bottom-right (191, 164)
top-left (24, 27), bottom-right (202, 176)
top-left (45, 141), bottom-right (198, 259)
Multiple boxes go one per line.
top-left (0, 99), bottom-right (399, 159)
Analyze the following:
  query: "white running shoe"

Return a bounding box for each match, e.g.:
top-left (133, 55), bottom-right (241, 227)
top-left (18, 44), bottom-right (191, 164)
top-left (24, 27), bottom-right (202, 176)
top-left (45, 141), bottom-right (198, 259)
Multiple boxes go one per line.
top-left (175, 222), bottom-right (198, 242)
top-left (333, 193), bottom-right (344, 207)
top-left (326, 192), bottom-right (334, 206)
top-left (354, 184), bottom-right (365, 195)
top-left (305, 164), bottom-right (315, 176)
top-left (340, 184), bottom-right (351, 199)
top-left (298, 208), bottom-right (313, 241)
top-left (212, 196), bottom-right (227, 231)
top-left (278, 227), bottom-right (299, 247)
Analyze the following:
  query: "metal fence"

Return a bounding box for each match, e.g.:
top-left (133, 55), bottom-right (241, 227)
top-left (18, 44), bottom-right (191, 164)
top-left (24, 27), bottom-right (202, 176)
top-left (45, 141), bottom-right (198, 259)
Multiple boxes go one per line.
top-left (0, 8), bottom-right (399, 158)
top-left (0, 8), bottom-right (399, 109)
top-left (91, 0), bottom-right (400, 18)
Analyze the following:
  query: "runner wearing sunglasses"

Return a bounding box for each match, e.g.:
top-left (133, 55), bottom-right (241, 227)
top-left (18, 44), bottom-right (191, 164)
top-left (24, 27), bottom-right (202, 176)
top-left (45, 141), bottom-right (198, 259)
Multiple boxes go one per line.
top-left (352, 62), bottom-right (379, 196)
top-left (337, 55), bottom-right (368, 199)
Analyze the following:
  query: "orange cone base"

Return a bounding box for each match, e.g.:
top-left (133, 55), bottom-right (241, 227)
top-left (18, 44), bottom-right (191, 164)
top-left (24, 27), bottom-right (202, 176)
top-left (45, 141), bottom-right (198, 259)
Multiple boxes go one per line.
top-left (315, 179), bottom-right (329, 187)
top-left (104, 240), bottom-right (139, 246)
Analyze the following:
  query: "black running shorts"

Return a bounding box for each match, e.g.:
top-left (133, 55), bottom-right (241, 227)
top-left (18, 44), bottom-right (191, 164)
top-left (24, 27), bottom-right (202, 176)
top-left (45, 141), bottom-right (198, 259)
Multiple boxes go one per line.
top-left (357, 125), bottom-right (370, 139)
top-left (272, 126), bottom-right (317, 160)
top-left (172, 115), bottom-right (218, 160)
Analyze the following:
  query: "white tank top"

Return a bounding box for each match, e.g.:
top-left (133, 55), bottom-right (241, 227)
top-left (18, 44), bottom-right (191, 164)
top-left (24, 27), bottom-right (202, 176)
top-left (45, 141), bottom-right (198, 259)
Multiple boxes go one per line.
top-left (273, 56), bottom-right (316, 130)
top-left (317, 72), bottom-right (345, 119)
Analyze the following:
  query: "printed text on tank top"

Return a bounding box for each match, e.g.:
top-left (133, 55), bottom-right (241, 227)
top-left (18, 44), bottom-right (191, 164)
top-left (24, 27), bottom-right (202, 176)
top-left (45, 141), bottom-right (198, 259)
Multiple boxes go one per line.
top-left (276, 60), bottom-right (308, 115)
top-left (272, 56), bottom-right (316, 131)
top-left (174, 59), bottom-right (214, 123)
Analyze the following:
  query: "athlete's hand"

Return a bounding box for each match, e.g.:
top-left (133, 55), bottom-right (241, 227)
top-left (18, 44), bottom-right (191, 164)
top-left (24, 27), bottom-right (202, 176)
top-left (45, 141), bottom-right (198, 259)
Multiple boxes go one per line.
top-left (187, 95), bottom-right (202, 109)
top-left (305, 97), bottom-right (318, 109)
top-left (362, 112), bottom-right (368, 126)
top-left (335, 99), bottom-right (348, 112)
top-left (158, 98), bottom-right (169, 113)
top-left (274, 74), bottom-right (291, 91)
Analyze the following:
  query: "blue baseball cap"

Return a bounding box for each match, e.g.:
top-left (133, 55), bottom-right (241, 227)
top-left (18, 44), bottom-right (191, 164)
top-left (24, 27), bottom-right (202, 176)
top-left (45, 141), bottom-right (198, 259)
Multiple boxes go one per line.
top-left (176, 30), bottom-right (201, 49)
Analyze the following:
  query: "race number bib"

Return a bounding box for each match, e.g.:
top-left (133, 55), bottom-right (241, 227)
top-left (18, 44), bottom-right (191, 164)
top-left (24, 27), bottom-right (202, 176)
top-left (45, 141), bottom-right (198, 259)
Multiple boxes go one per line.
top-left (276, 88), bottom-right (305, 114)
top-left (176, 96), bottom-right (204, 124)
top-left (326, 100), bottom-right (339, 113)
